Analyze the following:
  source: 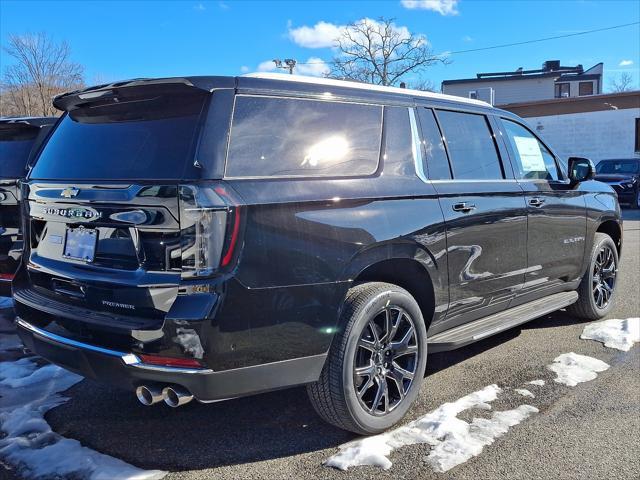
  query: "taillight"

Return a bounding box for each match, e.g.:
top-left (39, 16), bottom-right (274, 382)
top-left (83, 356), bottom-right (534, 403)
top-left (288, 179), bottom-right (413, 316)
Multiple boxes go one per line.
top-left (178, 183), bottom-right (242, 278)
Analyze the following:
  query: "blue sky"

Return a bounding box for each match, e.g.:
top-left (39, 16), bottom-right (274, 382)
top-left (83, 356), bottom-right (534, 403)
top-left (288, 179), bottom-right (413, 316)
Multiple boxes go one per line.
top-left (1, 0), bottom-right (639, 91)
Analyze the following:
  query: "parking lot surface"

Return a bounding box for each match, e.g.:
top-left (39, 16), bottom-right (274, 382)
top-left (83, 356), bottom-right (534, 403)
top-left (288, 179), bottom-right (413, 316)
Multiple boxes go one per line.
top-left (1, 210), bottom-right (639, 480)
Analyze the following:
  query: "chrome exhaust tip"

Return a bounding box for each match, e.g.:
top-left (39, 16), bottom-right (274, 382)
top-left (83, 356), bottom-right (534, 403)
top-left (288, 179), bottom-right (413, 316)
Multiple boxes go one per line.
top-left (162, 385), bottom-right (194, 408)
top-left (136, 385), bottom-right (164, 406)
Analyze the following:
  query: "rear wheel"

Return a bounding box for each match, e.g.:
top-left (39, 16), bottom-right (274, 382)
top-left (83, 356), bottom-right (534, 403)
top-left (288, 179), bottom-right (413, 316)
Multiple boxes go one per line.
top-left (307, 282), bottom-right (427, 435)
top-left (568, 233), bottom-right (618, 320)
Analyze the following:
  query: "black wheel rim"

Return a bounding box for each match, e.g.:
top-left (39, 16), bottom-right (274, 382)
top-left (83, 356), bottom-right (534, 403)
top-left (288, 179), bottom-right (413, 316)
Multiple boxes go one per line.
top-left (592, 244), bottom-right (617, 309)
top-left (353, 305), bottom-right (419, 416)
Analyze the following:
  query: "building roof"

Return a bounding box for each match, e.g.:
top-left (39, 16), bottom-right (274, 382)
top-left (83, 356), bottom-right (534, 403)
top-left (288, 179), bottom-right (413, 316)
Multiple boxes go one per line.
top-left (442, 62), bottom-right (602, 86)
top-left (499, 90), bottom-right (640, 117)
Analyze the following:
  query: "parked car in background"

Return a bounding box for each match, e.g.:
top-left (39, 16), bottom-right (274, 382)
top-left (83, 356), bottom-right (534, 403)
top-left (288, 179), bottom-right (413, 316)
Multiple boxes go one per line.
top-left (0, 117), bottom-right (56, 296)
top-left (14, 74), bottom-right (622, 434)
top-left (595, 158), bottom-right (640, 208)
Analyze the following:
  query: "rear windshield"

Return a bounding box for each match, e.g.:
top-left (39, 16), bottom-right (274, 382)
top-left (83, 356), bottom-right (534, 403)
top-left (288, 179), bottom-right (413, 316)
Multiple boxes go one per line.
top-left (30, 93), bottom-right (207, 181)
top-left (596, 160), bottom-right (639, 174)
top-left (0, 126), bottom-right (39, 179)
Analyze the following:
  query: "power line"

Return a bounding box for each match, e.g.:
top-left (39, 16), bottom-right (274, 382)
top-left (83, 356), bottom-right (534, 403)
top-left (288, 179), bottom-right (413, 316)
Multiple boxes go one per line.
top-left (294, 21), bottom-right (639, 65)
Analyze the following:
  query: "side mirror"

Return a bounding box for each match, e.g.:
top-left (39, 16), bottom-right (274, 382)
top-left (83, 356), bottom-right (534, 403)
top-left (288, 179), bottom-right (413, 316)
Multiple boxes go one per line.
top-left (568, 157), bottom-right (595, 185)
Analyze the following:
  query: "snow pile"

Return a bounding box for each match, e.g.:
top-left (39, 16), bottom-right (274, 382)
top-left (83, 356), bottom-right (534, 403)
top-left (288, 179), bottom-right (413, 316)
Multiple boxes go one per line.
top-left (526, 379), bottom-right (545, 386)
top-left (0, 334), bottom-right (166, 480)
top-left (0, 296), bottom-right (13, 309)
top-left (547, 352), bottom-right (609, 386)
top-left (325, 384), bottom-right (538, 473)
top-left (580, 317), bottom-right (640, 352)
top-left (514, 388), bottom-right (535, 398)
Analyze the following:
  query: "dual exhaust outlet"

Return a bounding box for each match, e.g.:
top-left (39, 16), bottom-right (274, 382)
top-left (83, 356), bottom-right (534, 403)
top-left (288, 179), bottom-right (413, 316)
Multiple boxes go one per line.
top-left (136, 385), bottom-right (193, 408)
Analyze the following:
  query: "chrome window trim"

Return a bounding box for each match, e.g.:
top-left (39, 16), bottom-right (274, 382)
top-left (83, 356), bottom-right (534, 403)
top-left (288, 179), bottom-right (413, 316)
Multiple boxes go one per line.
top-left (409, 107), bottom-right (428, 183)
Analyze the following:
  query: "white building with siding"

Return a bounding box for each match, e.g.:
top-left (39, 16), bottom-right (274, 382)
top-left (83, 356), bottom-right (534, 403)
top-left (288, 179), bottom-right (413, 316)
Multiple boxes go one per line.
top-left (501, 91), bottom-right (640, 164)
top-left (442, 60), bottom-right (603, 106)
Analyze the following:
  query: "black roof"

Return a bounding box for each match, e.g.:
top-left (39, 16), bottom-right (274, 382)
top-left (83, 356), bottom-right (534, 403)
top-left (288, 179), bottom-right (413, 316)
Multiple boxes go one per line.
top-left (53, 73), bottom-right (497, 114)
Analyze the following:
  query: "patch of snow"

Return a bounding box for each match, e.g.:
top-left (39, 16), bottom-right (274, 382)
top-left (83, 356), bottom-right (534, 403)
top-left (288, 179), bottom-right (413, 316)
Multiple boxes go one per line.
top-left (526, 379), bottom-right (545, 386)
top-left (0, 335), bottom-right (166, 480)
top-left (514, 388), bottom-right (535, 398)
top-left (548, 352), bottom-right (609, 387)
top-left (0, 296), bottom-right (13, 309)
top-left (580, 317), bottom-right (640, 352)
top-left (325, 384), bottom-right (538, 473)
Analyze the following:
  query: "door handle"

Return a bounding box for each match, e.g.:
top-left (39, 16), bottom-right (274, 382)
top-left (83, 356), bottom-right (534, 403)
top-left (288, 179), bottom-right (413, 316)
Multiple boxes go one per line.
top-left (529, 197), bottom-right (546, 207)
top-left (452, 202), bottom-right (476, 213)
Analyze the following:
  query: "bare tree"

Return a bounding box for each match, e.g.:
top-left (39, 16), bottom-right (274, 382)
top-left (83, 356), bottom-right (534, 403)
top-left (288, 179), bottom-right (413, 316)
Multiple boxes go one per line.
top-left (408, 78), bottom-right (436, 92)
top-left (0, 33), bottom-right (84, 117)
top-left (328, 18), bottom-right (447, 86)
top-left (609, 72), bottom-right (634, 93)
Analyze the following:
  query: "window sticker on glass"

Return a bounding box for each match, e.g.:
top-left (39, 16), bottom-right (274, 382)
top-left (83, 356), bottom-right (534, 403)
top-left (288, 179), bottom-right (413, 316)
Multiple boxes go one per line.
top-left (512, 136), bottom-right (546, 172)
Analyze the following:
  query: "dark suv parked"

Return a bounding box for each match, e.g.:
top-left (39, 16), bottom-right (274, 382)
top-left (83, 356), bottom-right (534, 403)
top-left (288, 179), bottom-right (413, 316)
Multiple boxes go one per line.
top-left (14, 74), bottom-right (622, 434)
top-left (595, 158), bottom-right (640, 208)
top-left (0, 117), bottom-right (55, 296)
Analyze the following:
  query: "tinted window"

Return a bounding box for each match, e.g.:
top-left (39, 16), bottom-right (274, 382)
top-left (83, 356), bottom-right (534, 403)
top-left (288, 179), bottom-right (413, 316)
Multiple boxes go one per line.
top-left (226, 96), bottom-right (382, 178)
top-left (30, 93), bottom-right (206, 180)
top-left (417, 108), bottom-right (450, 180)
top-left (502, 119), bottom-right (559, 181)
top-left (382, 107), bottom-right (413, 176)
top-left (0, 126), bottom-right (39, 179)
top-left (597, 160), bottom-right (639, 174)
top-left (436, 110), bottom-right (503, 180)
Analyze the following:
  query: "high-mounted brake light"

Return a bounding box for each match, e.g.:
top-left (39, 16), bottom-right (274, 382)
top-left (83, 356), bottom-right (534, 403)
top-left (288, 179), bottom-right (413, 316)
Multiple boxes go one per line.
top-left (178, 183), bottom-right (243, 278)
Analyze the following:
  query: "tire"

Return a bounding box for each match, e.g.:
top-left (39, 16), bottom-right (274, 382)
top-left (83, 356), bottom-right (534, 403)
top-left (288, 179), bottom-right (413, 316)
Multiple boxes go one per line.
top-left (568, 232), bottom-right (619, 320)
top-left (307, 282), bottom-right (427, 435)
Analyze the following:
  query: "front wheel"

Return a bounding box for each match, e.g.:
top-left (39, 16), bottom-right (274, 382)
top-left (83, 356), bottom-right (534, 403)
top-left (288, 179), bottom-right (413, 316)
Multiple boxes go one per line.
top-left (307, 282), bottom-right (427, 435)
top-left (568, 232), bottom-right (619, 320)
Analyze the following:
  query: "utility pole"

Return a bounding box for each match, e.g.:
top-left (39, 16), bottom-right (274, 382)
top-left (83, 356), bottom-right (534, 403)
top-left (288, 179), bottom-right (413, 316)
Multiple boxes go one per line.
top-left (273, 58), bottom-right (297, 74)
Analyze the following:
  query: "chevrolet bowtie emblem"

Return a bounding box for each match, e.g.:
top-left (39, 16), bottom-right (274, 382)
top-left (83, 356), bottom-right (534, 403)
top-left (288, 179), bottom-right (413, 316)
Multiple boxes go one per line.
top-left (60, 187), bottom-right (80, 198)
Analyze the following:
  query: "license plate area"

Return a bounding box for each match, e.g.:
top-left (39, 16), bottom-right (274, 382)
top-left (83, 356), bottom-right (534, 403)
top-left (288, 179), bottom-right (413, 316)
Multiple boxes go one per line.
top-left (63, 227), bottom-right (97, 262)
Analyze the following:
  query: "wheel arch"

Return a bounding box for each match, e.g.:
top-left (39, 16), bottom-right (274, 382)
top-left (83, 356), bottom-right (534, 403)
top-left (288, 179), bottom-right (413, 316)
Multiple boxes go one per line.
top-left (596, 219), bottom-right (622, 255)
top-left (341, 242), bottom-right (446, 331)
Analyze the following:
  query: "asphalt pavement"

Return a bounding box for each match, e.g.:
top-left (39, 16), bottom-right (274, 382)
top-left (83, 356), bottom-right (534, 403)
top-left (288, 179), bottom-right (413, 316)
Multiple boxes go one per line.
top-left (1, 209), bottom-right (639, 480)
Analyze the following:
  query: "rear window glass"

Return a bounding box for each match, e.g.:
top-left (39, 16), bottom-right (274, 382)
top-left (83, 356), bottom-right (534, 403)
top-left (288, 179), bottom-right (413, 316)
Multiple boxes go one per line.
top-left (0, 126), bottom-right (39, 179)
top-left (436, 110), bottom-right (504, 180)
top-left (417, 108), bottom-right (451, 180)
top-left (30, 93), bottom-right (207, 180)
top-left (226, 96), bottom-right (382, 178)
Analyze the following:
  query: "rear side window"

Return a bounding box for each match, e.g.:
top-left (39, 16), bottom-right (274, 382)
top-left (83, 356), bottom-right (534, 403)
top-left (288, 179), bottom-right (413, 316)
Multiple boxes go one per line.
top-left (417, 108), bottom-right (451, 180)
top-left (0, 125), bottom-right (39, 179)
top-left (225, 96), bottom-right (382, 178)
top-left (502, 119), bottom-right (560, 181)
top-left (436, 110), bottom-right (504, 180)
top-left (30, 93), bottom-right (207, 180)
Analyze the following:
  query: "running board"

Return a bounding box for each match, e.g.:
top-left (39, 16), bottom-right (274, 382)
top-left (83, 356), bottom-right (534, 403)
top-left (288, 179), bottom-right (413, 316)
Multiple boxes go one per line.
top-left (428, 291), bottom-right (578, 352)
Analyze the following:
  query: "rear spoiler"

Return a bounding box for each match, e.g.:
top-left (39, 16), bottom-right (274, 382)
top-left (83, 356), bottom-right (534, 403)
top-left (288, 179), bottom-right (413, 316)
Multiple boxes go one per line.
top-left (53, 76), bottom-right (236, 112)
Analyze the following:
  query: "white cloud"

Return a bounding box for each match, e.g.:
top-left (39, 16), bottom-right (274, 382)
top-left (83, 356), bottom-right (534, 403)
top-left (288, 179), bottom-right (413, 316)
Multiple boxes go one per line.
top-left (296, 57), bottom-right (330, 76)
top-left (401, 0), bottom-right (460, 16)
top-left (462, 35), bottom-right (473, 43)
top-left (619, 59), bottom-right (634, 67)
top-left (288, 18), bottom-right (416, 50)
top-left (218, 1), bottom-right (229, 9)
top-left (257, 60), bottom-right (277, 72)
top-left (288, 21), bottom-right (344, 48)
top-left (193, 2), bottom-right (206, 11)
top-left (256, 57), bottom-right (330, 77)
top-left (240, 65), bottom-right (250, 73)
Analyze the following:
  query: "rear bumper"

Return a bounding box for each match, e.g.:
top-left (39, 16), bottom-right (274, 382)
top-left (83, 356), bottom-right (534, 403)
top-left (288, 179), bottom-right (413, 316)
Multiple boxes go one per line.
top-left (16, 317), bottom-right (326, 402)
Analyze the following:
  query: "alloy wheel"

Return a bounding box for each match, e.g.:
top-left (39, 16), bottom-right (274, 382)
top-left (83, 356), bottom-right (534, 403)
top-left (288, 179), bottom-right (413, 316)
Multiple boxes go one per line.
top-left (592, 244), bottom-right (617, 309)
top-left (353, 305), bottom-right (419, 416)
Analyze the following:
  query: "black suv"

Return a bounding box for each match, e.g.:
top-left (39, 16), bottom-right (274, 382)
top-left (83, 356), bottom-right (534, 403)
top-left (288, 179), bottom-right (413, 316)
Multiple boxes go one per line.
top-left (14, 74), bottom-right (622, 434)
top-left (1, 117), bottom-right (55, 296)
top-left (595, 158), bottom-right (640, 208)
